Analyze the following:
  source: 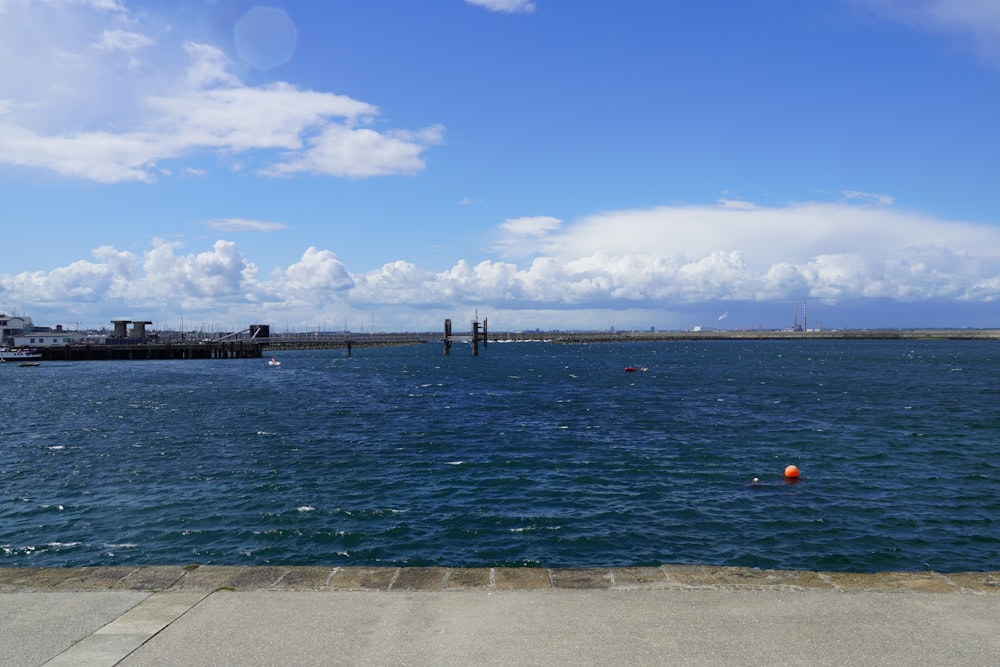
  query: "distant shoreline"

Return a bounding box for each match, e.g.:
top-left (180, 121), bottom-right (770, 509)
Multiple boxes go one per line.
top-left (256, 328), bottom-right (1000, 352)
top-left (539, 329), bottom-right (1000, 343)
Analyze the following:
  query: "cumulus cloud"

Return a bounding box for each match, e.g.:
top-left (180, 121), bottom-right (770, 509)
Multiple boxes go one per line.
top-left (135, 239), bottom-right (257, 301)
top-left (533, 200), bottom-right (997, 271)
top-left (4, 199), bottom-right (1000, 331)
top-left (273, 247), bottom-right (354, 294)
top-left (466, 0), bottom-right (536, 14)
top-left (0, 2), bottom-right (443, 182)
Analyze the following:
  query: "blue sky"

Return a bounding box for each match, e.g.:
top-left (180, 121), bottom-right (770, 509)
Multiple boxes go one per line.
top-left (2, 0), bottom-right (1000, 333)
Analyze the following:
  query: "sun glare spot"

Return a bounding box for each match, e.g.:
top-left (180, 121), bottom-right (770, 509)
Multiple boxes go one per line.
top-left (234, 6), bottom-right (298, 70)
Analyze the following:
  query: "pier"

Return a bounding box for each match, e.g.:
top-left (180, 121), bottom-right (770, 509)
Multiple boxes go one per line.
top-left (17, 324), bottom-right (1000, 364)
top-left (37, 341), bottom-right (263, 361)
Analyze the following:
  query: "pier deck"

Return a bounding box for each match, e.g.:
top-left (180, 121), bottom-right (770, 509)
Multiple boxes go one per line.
top-left (37, 341), bottom-right (263, 361)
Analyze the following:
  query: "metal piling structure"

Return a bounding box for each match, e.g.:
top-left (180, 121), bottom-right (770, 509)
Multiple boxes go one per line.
top-left (443, 316), bottom-right (488, 356)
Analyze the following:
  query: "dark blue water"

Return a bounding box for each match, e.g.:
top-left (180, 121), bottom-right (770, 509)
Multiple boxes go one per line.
top-left (2, 340), bottom-right (998, 572)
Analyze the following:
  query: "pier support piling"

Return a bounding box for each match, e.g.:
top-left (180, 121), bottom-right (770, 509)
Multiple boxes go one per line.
top-left (443, 316), bottom-right (487, 356)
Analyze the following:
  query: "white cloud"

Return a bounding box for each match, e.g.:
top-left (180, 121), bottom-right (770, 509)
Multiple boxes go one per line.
top-left (857, 0), bottom-right (1000, 66)
top-left (350, 260), bottom-right (439, 304)
top-left (500, 216), bottom-right (562, 236)
top-left (493, 216), bottom-right (563, 258)
top-left (205, 218), bottom-right (288, 233)
top-left (4, 198), bottom-right (1000, 331)
top-left (134, 239), bottom-right (257, 301)
top-left (466, 0), bottom-right (536, 14)
top-left (0, 123), bottom-right (163, 183)
top-left (0, 3), bottom-right (443, 182)
top-left (93, 28), bottom-right (153, 52)
top-left (262, 124), bottom-right (445, 178)
top-left (534, 201), bottom-right (997, 270)
top-left (842, 190), bottom-right (894, 206)
top-left (274, 247), bottom-right (354, 294)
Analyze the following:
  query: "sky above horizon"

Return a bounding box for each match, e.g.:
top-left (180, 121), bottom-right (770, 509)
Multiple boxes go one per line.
top-left (2, 0), bottom-right (1000, 333)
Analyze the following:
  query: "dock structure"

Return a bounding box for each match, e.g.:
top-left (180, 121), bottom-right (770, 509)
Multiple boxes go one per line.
top-left (26, 319), bottom-right (267, 361)
top-left (108, 320), bottom-right (152, 338)
top-left (110, 319), bottom-right (131, 338)
top-left (131, 320), bottom-right (153, 339)
top-left (39, 341), bottom-right (263, 361)
top-left (443, 316), bottom-right (488, 356)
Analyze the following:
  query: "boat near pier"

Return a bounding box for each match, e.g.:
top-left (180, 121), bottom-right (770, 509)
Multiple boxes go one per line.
top-left (0, 347), bottom-right (42, 362)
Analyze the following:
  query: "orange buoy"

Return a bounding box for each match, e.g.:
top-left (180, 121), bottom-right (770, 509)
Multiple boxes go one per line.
top-left (784, 465), bottom-right (800, 479)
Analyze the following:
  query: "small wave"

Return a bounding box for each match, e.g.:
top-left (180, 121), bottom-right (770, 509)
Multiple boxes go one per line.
top-left (445, 461), bottom-right (464, 466)
top-left (341, 508), bottom-right (406, 518)
top-left (2, 545), bottom-right (36, 556)
top-left (47, 445), bottom-right (65, 450)
top-left (297, 505), bottom-right (316, 512)
top-left (510, 525), bottom-right (561, 533)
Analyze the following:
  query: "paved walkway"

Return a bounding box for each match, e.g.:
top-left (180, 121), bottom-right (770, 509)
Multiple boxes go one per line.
top-left (2, 565), bottom-right (998, 666)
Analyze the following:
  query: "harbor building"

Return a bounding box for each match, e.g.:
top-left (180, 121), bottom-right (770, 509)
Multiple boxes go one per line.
top-left (0, 313), bottom-right (33, 345)
top-left (14, 324), bottom-right (104, 347)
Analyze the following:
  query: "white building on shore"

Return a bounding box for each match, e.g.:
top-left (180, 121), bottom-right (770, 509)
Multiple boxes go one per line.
top-left (1, 314), bottom-right (33, 345)
top-left (13, 325), bottom-right (105, 347)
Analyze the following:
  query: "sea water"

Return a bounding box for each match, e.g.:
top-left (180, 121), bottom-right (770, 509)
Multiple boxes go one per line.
top-left (1, 339), bottom-right (998, 572)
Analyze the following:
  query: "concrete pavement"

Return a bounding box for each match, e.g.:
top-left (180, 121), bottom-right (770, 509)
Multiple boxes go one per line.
top-left (1, 565), bottom-right (998, 666)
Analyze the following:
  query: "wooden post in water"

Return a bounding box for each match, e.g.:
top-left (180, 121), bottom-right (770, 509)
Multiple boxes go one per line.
top-left (444, 319), bottom-right (452, 355)
top-left (472, 319), bottom-right (479, 356)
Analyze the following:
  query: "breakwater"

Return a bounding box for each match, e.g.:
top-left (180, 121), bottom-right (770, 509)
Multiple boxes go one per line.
top-left (541, 328), bottom-right (1000, 343)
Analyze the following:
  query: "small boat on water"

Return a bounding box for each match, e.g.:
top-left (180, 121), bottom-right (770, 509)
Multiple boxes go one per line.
top-left (268, 357), bottom-right (281, 367)
top-left (18, 362), bottom-right (41, 367)
top-left (0, 347), bottom-right (42, 362)
top-left (624, 366), bottom-right (649, 372)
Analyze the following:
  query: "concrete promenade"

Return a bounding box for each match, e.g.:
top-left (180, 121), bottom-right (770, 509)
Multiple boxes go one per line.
top-left (2, 565), bottom-right (998, 666)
